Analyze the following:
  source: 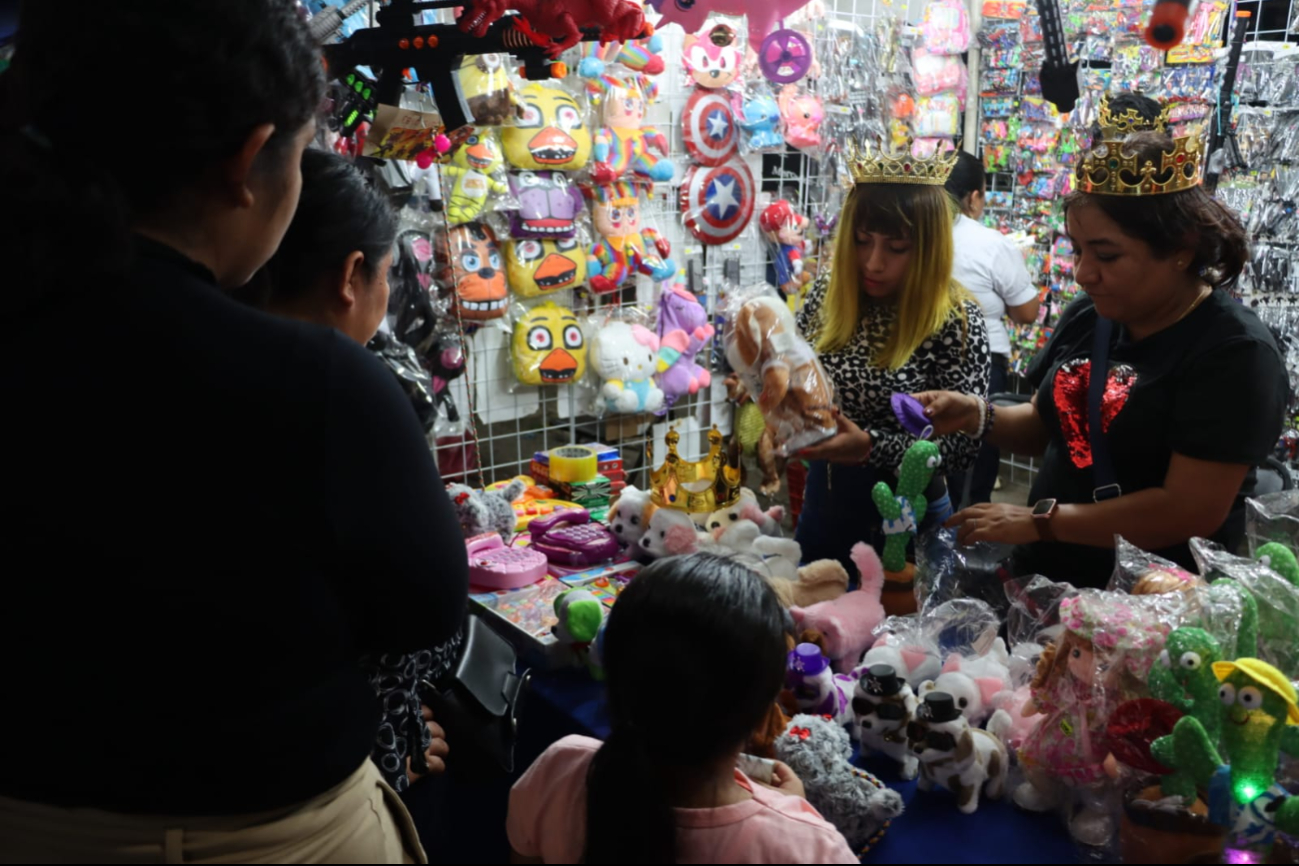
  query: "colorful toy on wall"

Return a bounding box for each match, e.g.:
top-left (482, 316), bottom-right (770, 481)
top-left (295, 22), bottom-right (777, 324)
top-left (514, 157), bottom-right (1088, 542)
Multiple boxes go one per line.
top-left (587, 74), bottom-right (673, 184)
top-left (778, 84), bottom-right (824, 150)
top-left (683, 21), bottom-right (744, 89)
top-left (512, 302), bottom-right (588, 385)
top-left (737, 92), bottom-right (785, 151)
top-left (434, 222), bottom-right (509, 320)
top-left (680, 159), bottom-right (755, 246)
top-left (506, 170), bottom-right (585, 239)
top-left (648, 0), bottom-right (819, 55)
top-left (592, 321), bottom-right (666, 414)
top-left (909, 691), bottom-right (1011, 813)
top-left (655, 282), bottom-right (715, 410)
top-left (586, 181), bottom-right (675, 293)
top-left (505, 238), bottom-right (587, 297)
top-left (759, 200), bottom-right (813, 297)
top-left (502, 83), bottom-right (592, 171)
top-left (872, 440), bottom-right (942, 574)
top-left (853, 663), bottom-right (921, 779)
top-left (456, 53), bottom-right (515, 126)
top-left (443, 129), bottom-right (510, 225)
top-left (578, 34), bottom-right (667, 79)
top-left (682, 88), bottom-right (740, 166)
top-left (458, 0), bottom-right (651, 57)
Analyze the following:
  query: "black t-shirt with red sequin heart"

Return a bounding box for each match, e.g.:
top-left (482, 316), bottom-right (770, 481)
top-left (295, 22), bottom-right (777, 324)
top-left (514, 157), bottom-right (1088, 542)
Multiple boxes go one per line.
top-left (1014, 292), bottom-right (1287, 586)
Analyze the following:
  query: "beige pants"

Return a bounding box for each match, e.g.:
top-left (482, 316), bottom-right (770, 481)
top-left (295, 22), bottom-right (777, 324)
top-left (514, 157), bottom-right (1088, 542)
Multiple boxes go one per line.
top-left (0, 759), bottom-right (427, 864)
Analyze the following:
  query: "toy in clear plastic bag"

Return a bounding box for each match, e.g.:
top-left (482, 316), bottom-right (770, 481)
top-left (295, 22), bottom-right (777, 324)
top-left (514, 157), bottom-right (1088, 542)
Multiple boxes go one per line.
top-left (506, 170), bottom-right (585, 240)
top-left (920, 0), bottom-right (970, 54)
top-left (1108, 536), bottom-right (1202, 596)
top-left (915, 527), bottom-right (1016, 617)
top-left (512, 300), bottom-right (587, 386)
top-left (1191, 537), bottom-right (1299, 677)
top-left (777, 84), bottom-right (824, 150)
top-left (367, 329), bottom-right (439, 435)
top-left (655, 282), bottom-right (714, 412)
top-left (457, 53), bottom-right (515, 127)
top-left (433, 221), bottom-right (509, 321)
top-left (912, 94), bottom-right (961, 138)
top-left (683, 19), bottom-right (745, 89)
top-left (911, 46), bottom-right (965, 96)
top-left (577, 33), bottom-right (666, 80)
top-left (737, 88), bottom-right (785, 152)
top-left (586, 74), bottom-right (672, 184)
top-left (1246, 491), bottom-right (1299, 556)
top-left (505, 237), bottom-right (587, 297)
top-left (502, 82), bottom-right (592, 172)
top-left (425, 327), bottom-right (468, 432)
top-left (723, 285), bottom-right (837, 455)
top-left (589, 312), bottom-right (665, 414)
top-left (441, 128), bottom-right (511, 225)
top-left (759, 200), bottom-right (813, 298)
top-left (585, 181), bottom-right (674, 294)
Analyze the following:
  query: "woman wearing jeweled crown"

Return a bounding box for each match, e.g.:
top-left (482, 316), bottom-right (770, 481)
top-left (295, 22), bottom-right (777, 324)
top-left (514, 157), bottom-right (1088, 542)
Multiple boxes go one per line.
top-left (779, 144), bottom-right (991, 581)
top-left (920, 97), bottom-right (1287, 588)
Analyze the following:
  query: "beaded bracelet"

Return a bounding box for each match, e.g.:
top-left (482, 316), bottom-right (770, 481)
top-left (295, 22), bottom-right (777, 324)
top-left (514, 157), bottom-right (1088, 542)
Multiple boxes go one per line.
top-left (983, 399), bottom-right (997, 439)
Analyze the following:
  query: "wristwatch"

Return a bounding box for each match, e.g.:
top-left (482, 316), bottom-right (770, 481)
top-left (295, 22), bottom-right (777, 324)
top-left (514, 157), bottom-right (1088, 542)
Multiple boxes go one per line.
top-left (1031, 498), bottom-right (1059, 542)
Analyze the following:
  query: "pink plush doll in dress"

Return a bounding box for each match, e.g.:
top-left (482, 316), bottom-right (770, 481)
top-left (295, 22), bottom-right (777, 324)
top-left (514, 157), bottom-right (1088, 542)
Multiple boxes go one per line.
top-left (789, 543), bottom-right (886, 672)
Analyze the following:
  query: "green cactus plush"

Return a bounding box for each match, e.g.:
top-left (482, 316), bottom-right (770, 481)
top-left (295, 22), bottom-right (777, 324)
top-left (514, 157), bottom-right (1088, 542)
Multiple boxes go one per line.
top-left (1148, 628), bottom-right (1222, 800)
top-left (1257, 542), bottom-right (1299, 587)
top-left (1207, 578), bottom-right (1259, 659)
top-left (871, 439), bottom-right (940, 573)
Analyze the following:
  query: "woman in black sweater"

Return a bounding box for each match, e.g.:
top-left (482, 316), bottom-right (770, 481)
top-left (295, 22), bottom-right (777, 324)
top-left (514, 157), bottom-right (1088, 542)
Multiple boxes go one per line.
top-left (0, 2), bottom-right (467, 863)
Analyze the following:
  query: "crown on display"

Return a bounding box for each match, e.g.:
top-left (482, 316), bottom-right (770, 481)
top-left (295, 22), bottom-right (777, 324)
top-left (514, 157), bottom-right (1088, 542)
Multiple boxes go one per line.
top-left (648, 427), bottom-right (742, 512)
top-left (847, 141), bottom-right (957, 186)
top-left (1075, 95), bottom-right (1202, 196)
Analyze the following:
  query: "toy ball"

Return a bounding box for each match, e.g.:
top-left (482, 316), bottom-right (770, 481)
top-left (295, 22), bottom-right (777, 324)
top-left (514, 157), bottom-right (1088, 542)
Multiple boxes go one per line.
top-left (505, 238), bottom-right (587, 298)
top-left (513, 302), bottom-right (587, 386)
top-left (502, 83), bottom-right (592, 171)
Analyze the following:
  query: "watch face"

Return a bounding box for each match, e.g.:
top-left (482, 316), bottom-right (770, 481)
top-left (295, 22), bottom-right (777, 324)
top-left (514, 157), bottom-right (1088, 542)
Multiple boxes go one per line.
top-left (1033, 499), bottom-right (1057, 517)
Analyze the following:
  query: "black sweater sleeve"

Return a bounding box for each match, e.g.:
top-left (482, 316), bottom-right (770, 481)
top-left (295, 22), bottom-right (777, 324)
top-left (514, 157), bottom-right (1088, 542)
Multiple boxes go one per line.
top-left (325, 334), bottom-right (468, 654)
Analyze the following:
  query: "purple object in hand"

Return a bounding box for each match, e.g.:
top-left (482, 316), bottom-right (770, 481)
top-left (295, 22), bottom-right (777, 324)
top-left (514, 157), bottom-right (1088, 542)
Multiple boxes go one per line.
top-left (529, 508), bottom-right (621, 567)
top-left (890, 393), bottom-right (934, 439)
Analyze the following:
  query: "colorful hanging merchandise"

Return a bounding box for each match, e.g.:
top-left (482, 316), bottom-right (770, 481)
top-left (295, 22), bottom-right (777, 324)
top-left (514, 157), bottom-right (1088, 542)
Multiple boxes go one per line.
top-left (777, 84), bottom-right (825, 150)
top-left (513, 301), bottom-right (588, 385)
top-left (682, 87), bottom-right (740, 166)
top-left (682, 20), bottom-right (745, 89)
top-left (585, 74), bottom-right (673, 184)
top-left (591, 319), bottom-right (666, 414)
top-left (655, 282), bottom-right (715, 412)
top-left (502, 82), bottom-right (592, 171)
top-left (680, 159), bottom-right (756, 246)
top-left (505, 237), bottom-right (587, 297)
top-left (434, 222), bottom-right (509, 321)
top-left (586, 181), bottom-right (675, 293)
top-left (441, 129), bottom-right (510, 225)
top-left (506, 170), bottom-right (585, 239)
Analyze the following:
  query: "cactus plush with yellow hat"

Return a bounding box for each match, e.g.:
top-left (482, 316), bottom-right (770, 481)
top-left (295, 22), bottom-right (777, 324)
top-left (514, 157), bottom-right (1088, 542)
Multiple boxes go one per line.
top-left (1151, 657), bottom-right (1299, 854)
top-left (513, 302), bottom-right (587, 386)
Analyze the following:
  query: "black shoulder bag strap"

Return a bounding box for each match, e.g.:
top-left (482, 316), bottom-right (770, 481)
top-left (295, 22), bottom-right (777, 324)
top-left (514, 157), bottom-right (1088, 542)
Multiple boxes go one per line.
top-left (1088, 316), bottom-right (1122, 501)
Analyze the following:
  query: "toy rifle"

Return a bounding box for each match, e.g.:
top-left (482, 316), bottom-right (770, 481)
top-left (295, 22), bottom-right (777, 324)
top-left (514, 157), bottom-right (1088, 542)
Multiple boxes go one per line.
top-left (1033, 0), bottom-right (1080, 113)
top-left (308, 0), bottom-right (371, 44)
top-left (322, 0), bottom-right (638, 132)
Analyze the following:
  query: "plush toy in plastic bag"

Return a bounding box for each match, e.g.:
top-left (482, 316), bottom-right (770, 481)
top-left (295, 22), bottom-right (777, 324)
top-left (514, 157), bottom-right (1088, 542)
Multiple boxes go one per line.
top-left (426, 327), bottom-right (468, 430)
top-left (433, 222), bottom-right (509, 320)
top-left (585, 181), bottom-right (675, 293)
top-left (1191, 537), bottom-right (1299, 676)
top-left (442, 128), bottom-right (511, 225)
top-left (911, 46), bottom-right (966, 96)
top-left (457, 53), bottom-right (515, 126)
top-left (590, 317), bottom-right (665, 414)
top-left (683, 20), bottom-right (745, 89)
top-left (737, 89), bottom-right (785, 151)
top-left (1246, 490), bottom-right (1299, 556)
top-left (512, 301), bottom-right (587, 386)
top-left (1107, 536), bottom-right (1202, 596)
top-left (920, 0), bottom-right (971, 54)
top-left (506, 170), bottom-right (585, 239)
top-left (915, 527), bottom-right (1015, 616)
top-left (502, 82), bottom-right (592, 171)
top-left (913, 94), bottom-right (962, 138)
top-left (367, 330), bottom-right (438, 434)
top-left (777, 84), bottom-right (824, 150)
top-left (759, 200), bottom-right (812, 297)
top-left (505, 237), bottom-right (587, 297)
top-left (578, 34), bottom-right (666, 80)
top-left (655, 282), bottom-right (714, 412)
top-left (723, 286), bottom-right (837, 455)
top-left (587, 74), bottom-right (673, 184)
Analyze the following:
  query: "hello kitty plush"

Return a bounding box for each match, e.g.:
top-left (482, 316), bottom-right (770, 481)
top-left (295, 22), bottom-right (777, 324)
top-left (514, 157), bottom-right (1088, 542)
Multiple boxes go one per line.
top-left (593, 321), bottom-right (665, 414)
top-left (778, 84), bottom-right (824, 150)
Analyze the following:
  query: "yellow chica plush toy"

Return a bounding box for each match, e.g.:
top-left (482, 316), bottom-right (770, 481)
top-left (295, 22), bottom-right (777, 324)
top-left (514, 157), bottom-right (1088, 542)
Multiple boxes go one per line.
top-left (505, 237), bottom-right (587, 298)
top-left (502, 84), bottom-right (592, 172)
top-left (443, 130), bottom-right (509, 225)
top-left (513, 302), bottom-right (588, 385)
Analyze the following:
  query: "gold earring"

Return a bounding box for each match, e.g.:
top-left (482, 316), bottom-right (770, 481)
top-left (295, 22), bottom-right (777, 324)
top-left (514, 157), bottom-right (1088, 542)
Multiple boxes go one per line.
top-left (1177, 260), bottom-right (1184, 268)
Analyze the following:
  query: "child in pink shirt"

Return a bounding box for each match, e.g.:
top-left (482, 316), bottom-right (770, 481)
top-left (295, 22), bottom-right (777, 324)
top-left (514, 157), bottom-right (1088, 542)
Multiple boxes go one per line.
top-left (507, 554), bottom-right (858, 864)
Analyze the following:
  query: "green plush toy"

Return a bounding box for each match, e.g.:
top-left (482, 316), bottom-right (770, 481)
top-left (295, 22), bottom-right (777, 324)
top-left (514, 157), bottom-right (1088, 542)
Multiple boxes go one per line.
top-left (553, 588), bottom-right (607, 680)
top-left (1148, 628), bottom-right (1223, 801)
top-left (871, 440), bottom-right (941, 574)
top-left (1151, 658), bottom-right (1299, 854)
top-left (1257, 542), bottom-right (1299, 587)
top-left (1206, 577), bottom-right (1260, 659)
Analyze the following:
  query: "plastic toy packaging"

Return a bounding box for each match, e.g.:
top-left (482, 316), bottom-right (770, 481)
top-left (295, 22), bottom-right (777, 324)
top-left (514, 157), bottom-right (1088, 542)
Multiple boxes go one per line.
top-left (505, 236), bottom-right (588, 298)
top-left (367, 330), bottom-right (439, 435)
top-left (456, 53), bottom-right (516, 127)
top-left (919, 0), bottom-right (971, 54)
top-left (584, 73), bottom-right (673, 185)
top-left (505, 170), bottom-right (585, 240)
top-left (723, 284), bottom-right (837, 455)
top-left (511, 299), bottom-right (588, 387)
top-left (577, 33), bottom-right (667, 81)
top-left (759, 200), bottom-right (813, 298)
top-left (736, 83), bottom-right (786, 153)
top-left (585, 309), bottom-right (666, 416)
top-left (654, 282), bottom-right (714, 413)
top-left (682, 17), bottom-right (746, 90)
top-left (433, 221), bottom-right (509, 322)
top-left (440, 127), bottom-right (514, 226)
top-left (912, 94), bottom-right (961, 138)
top-left (776, 84), bottom-right (824, 151)
top-left (501, 81), bottom-right (592, 172)
top-left (585, 181), bottom-right (674, 293)
top-left (915, 528), bottom-right (1015, 616)
top-left (911, 46), bottom-right (966, 96)
top-left (1246, 490), bottom-right (1299, 556)
top-left (1191, 537), bottom-right (1299, 675)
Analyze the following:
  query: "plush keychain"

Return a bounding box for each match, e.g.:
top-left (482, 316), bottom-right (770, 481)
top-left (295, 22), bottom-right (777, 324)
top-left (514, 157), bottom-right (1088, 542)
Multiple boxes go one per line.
top-left (586, 182), bottom-right (675, 293)
top-left (513, 301), bottom-right (588, 385)
top-left (777, 84), bottom-right (824, 150)
top-left (759, 200), bottom-right (813, 297)
top-left (592, 321), bottom-right (666, 414)
top-left (442, 129), bottom-right (510, 225)
top-left (507, 170), bottom-right (586, 239)
top-left (586, 74), bottom-right (673, 184)
top-left (683, 21), bottom-right (744, 89)
top-left (505, 237), bottom-right (587, 297)
top-left (655, 282), bottom-right (714, 411)
top-left (502, 82), bottom-right (592, 171)
top-left (872, 440), bottom-right (942, 574)
top-left (737, 91), bottom-right (785, 150)
top-left (434, 222), bottom-right (509, 320)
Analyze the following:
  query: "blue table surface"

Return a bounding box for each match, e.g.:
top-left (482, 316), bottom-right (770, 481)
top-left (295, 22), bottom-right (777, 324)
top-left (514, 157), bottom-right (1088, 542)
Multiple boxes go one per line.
top-left (525, 670), bottom-right (1084, 865)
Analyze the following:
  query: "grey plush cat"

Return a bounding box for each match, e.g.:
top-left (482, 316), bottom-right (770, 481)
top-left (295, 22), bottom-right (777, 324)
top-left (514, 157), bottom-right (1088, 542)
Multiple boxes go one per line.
top-left (447, 480), bottom-right (527, 539)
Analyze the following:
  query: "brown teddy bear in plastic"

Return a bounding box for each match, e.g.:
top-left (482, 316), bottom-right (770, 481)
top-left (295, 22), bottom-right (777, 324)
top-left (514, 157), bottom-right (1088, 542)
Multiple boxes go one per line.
top-left (725, 295), bottom-right (837, 454)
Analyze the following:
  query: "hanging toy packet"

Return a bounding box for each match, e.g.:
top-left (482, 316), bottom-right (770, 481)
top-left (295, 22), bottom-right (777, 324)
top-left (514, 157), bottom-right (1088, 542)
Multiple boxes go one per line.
top-left (512, 300), bottom-right (588, 386)
top-left (440, 127), bottom-right (513, 226)
top-left (588, 310), bottom-right (666, 415)
top-left (723, 285), bottom-right (838, 455)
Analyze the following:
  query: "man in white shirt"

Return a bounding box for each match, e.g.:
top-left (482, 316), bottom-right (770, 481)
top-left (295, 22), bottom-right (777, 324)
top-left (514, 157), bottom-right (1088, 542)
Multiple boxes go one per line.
top-left (946, 152), bottom-right (1040, 507)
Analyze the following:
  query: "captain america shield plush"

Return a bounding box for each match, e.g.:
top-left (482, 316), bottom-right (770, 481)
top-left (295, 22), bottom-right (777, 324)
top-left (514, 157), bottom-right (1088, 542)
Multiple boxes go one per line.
top-left (682, 88), bottom-right (738, 167)
top-left (680, 159), bottom-right (754, 245)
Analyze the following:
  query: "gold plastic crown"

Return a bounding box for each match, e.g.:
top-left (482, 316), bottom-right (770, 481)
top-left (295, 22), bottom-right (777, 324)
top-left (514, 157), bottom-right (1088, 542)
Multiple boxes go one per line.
top-left (847, 141), bottom-right (957, 186)
top-left (1075, 96), bottom-right (1202, 196)
top-left (648, 427), bottom-right (742, 513)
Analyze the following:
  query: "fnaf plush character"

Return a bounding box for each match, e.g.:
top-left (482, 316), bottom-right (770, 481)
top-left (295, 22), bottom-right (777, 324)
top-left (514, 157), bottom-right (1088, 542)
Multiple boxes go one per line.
top-left (434, 222), bottom-right (508, 320)
top-left (512, 302), bottom-right (588, 385)
top-left (683, 22), bottom-right (744, 89)
top-left (443, 130), bottom-right (510, 225)
top-left (587, 74), bottom-right (673, 184)
top-left (759, 200), bottom-right (813, 296)
top-left (457, 53), bottom-right (514, 126)
top-left (502, 83), bottom-right (592, 171)
top-left (505, 237), bottom-right (587, 297)
top-left (507, 170), bottom-right (586, 239)
top-left (586, 182), bottom-right (674, 293)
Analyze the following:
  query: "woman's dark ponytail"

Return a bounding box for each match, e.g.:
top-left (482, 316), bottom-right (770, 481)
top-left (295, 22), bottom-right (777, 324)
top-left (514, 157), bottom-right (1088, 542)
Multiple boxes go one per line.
top-left (585, 727), bottom-right (675, 864)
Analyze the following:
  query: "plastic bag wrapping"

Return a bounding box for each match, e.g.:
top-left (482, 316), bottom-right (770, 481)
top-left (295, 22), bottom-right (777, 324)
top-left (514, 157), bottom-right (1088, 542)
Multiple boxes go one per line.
top-left (367, 330), bottom-right (438, 434)
top-left (456, 53), bottom-right (516, 127)
top-left (1247, 490), bottom-right (1299, 556)
top-left (586, 181), bottom-right (674, 293)
top-left (735, 82), bottom-right (786, 153)
top-left (655, 282), bottom-right (715, 414)
top-left (587, 306), bottom-right (665, 416)
top-left (777, 83), bottom-right (825, 151)
top-left (432, 221), bottom-right (509, 322)
top-left (722, 284), bottom-right (838, 455)
top-left (439, 127), bottom-right (516, 226)
top-left (501, 81), bottom-right (592, 172)
top-left (583, 73), bottom-right (673, 185)
top-left (505, 171), bottom-right (586, 240)
top-left (1107, 536), bottom-right (1201, 596)
top-left (758, 200), bottom-right (813, 298)
top-left (681, 17), bottom-right (746, 91)
top-left (915, 527), bottom-right (1015, 616)
top-left (504, 236), bottom-right (588, 298)
top-left (1191, 537), bottom-right (1299, 678)
top-left (510, 298), bottom-right (587, 387)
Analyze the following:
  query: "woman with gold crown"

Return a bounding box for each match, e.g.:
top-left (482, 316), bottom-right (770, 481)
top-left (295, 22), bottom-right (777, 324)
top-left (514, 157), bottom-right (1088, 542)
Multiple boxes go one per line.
top-left (920, 96), bottom-right (1287, 588)
top-left (782, 143), bottom-right (991, 578)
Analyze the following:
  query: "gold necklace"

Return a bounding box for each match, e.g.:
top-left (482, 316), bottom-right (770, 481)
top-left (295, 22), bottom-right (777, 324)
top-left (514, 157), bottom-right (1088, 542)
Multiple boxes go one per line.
top-left (1175, 287), bottom-right (1211, 324)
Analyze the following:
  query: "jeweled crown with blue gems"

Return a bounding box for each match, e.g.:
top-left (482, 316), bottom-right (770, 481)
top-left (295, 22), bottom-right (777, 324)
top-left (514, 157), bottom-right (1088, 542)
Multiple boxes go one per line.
top-left (847, 141), bottom-right (957, 186)
top-left (1075, 96), bottom-right (1202, 196)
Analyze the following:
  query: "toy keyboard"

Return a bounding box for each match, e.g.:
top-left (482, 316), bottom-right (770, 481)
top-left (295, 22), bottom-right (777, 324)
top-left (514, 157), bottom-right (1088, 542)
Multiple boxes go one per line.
top-left (466, 533), bottom-right (549, 591)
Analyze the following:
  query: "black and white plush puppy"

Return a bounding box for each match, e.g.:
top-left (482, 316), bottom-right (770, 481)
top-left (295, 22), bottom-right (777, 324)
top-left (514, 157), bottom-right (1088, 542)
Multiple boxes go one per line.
top-left (907, 691), bottom-right (1010, 814)
top-left (852, 664), bottom-right (919, 780)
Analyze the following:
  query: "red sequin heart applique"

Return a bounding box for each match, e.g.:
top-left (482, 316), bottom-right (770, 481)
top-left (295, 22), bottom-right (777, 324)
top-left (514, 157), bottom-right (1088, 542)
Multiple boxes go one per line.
top-left (1052, 359), bottom-right (1138, 469)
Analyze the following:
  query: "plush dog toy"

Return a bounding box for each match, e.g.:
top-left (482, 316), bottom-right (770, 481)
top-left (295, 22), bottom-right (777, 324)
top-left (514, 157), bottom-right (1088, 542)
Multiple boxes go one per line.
top-left (790, 543), bottom-right (887, 671)
top-left (608, 484), bottom-right (657, 557)
top-left (775, 713), bottom-right (905, 850)
top-left (852, 663), bottom-right (920, 779)
top-left (447, 480), bottom-right (527, 539)
top-left (908, 692), bottom-right (1011, 814)
top-left (725, 294), bottom-right (837, 454)
top-left (768, 560), bottom-right (849, 608)
top-left (873, 439), bottom-right (942, 574)
top-left (861, 633), bottom-right (942, 689)
top-left (706, 490), bottom-right (784, 538)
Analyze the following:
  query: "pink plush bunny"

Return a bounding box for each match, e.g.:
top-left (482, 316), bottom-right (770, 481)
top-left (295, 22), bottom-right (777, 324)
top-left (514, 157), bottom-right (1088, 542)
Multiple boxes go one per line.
top-left (790, 543), bottom-right (886, 672)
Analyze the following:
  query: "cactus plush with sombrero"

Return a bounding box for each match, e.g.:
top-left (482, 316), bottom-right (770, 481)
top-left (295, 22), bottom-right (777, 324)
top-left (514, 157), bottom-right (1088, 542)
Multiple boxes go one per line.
top-left (1151, 657), bottom-right (1299, 854)
top-left (872, 440), bottom-right (941, 574)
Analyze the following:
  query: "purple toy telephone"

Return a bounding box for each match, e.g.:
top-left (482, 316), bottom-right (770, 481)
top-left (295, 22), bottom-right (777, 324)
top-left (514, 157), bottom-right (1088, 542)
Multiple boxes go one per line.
top-left (529, 508), bottom-right (621, 567)
top-left (467, 533), bottom-right (549, 591)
